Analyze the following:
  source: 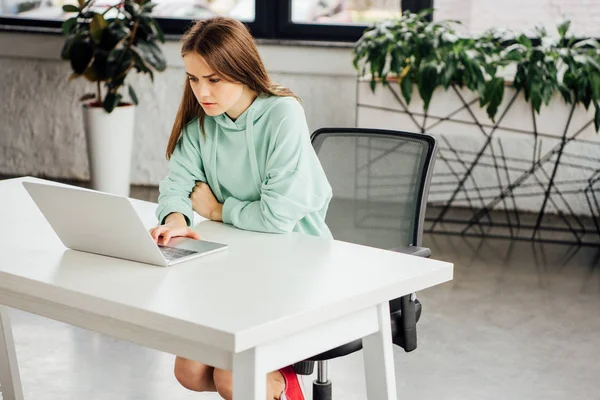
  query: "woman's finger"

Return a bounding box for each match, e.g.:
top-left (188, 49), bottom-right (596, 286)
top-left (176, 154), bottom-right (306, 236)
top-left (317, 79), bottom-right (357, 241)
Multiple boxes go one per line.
top-left (151, 226), bottom-right (200, 245)
top-left (163, 227), bottom-right (189, 244)
top-left (162, 230), bottom-right (173, 245)
top-left (149, 227), bottom-right (160, 242)
top-left (186, 229), bottom-right (201, 240)
top-left (151, 226), bottom-right (168, 243)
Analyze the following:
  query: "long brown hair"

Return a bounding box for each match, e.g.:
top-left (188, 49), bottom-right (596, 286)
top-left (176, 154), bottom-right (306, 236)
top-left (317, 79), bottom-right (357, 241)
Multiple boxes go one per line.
top-left (166, 17), bottom-right (298, 159)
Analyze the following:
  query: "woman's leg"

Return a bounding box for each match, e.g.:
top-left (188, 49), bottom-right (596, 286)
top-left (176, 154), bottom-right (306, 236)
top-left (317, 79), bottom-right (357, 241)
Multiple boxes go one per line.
top-left (173, 356), bottom-right (217, 392)
top-left (213, 368), bottom-right (285, 400)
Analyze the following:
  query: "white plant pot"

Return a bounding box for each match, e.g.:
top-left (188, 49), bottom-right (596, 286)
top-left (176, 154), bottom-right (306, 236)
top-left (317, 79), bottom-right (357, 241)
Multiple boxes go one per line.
top-left (82, 103), bottom-right (135, 197)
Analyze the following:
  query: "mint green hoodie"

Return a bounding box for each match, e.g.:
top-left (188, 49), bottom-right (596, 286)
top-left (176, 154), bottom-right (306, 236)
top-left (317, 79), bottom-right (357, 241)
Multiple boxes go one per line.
top-left (156, 95), bottom-right (333, 238)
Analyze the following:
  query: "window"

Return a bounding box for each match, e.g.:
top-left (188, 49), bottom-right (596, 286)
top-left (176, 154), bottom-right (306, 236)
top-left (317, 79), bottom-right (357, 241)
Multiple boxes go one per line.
top-left (1, 0), bottom-right (254, 21)
top-left (433, 0), bottom-right (600, 38)
top-left (292, 0), bottom-right (402, 25)
top-left (0, 0), bottom-right (431, 41)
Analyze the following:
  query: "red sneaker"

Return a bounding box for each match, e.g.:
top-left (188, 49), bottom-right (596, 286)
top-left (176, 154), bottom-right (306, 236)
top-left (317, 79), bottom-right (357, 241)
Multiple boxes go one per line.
top-left (279, 366), bottom-right (306, 400)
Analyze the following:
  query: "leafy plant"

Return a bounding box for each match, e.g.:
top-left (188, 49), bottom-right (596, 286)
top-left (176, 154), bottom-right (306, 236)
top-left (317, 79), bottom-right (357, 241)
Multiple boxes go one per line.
top-left (353, 10), bottom-right (504, 120)
top-left (353, 10), bottom-right (600, 131)
top-left (502, 21), bottom-right (600, 130)
top-left (61, 0), bottom-right (166, 113)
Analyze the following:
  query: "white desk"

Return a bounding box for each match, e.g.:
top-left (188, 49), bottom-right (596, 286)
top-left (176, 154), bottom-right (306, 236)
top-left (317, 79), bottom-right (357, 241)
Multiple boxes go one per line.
top-left (0, 177), bottom-right (453, 400)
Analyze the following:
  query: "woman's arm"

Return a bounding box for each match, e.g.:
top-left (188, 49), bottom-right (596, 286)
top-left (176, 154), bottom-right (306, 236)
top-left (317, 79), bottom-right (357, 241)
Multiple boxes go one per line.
top-left (221, 102), bottom-right (332, 233)
top-left (156, 121), bottom-right (207, 226)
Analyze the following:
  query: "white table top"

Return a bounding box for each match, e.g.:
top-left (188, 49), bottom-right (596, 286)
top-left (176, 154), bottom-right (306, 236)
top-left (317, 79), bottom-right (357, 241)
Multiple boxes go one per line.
top-left (0, 177), bottom-right (453, 353)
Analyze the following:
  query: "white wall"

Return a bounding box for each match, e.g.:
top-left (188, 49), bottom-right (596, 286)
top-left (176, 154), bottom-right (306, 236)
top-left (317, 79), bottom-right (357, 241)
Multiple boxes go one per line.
top-left (0, 33), bottom-right (357, 185)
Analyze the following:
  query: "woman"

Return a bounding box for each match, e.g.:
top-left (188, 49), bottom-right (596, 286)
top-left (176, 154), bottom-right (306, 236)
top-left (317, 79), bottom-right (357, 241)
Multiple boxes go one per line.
top-left (149, 16), bottom-right (333, 400)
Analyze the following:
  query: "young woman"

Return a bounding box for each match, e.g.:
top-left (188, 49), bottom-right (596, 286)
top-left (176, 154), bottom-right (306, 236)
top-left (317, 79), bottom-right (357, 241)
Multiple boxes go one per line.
top-left (148, 16), bottom-right (333, 400)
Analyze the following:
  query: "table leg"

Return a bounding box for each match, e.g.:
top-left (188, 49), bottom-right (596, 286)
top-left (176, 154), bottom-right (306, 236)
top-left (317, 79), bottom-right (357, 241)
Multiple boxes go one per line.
top-left (232, 348), bottom-right (267, 400)
top-left (363, 302), bottom-right (397, 400)
top-left (0, 307), bottom-right (24, 400)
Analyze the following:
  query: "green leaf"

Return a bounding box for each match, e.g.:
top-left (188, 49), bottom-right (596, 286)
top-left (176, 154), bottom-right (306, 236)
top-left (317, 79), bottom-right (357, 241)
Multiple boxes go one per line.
top-left (400, 76), bottom-right (413, 104)
top-left (135, 40), bottom-right (166, 71)
top-left (558, 84), bottom-right (572, 103)
top-left (79, 93), bottom-right (96, 101)
top-left (572, 38), bottom-right (600, 50)
top-left (130, 47), bottom-right (154, 81)
top-left (60, 35), bottom-right (74, 60)
top-left (83, 65), bottom-right (98, 82)
top-left (151, 20), bottom-right (165, 43)
top-left (595, 101), bottom-right (600, 132)
top-left (541, 82), bottom-right (554, 106)
top-left (557, 20), bottom-right (571, 38)
top-left (440, 60), bottom-right (456, 89)
top-left (370, 78), bottom-right (377, 92)
top-left (103, 92), bottom-right (122, 113)
top-left (69, 40), bottom-right (94, 74)
top-left (62, 4), bottom-right (80, 13)
top-left (90, 14), bottom-right (108, 44)
top-left (62, 17), bottom-right (78, 35)
top-left (128, 85), bottom-right (139, 105)
top-left (516, 34), bottom-right (533, 48)
top-left (142, 2), bottom-right (158, 13)
top-left (591, 73), bottom-right (600, 99)
top-left (484, 77), bottom-right (504, 121)
top-left (417, 64), bottom-right (438, 111)
top-left (582, 84), bottom-right (592, 109)
top-left (124, 2), bottom-right (141, 17)
top-left (574, 54), bottom-right (600, 70)
top-left (91, 50), bottom-right (110, 81)
top-left (99, 24), bottom-right (127, 51)
top-left (107, 48), bottom-right (133, 79)
top-left (531, 91), bottom-right (543, 113)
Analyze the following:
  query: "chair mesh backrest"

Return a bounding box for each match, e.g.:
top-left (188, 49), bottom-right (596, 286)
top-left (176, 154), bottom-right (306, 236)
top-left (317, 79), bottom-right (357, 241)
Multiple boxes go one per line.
top-left (313, 129), bottom-right (434, 250)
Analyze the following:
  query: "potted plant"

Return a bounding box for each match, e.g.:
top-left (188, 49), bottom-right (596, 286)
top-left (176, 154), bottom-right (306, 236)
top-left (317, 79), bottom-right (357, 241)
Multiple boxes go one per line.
top-left (61, 0), bottom-right (166, 196)
top-left (351, 10), bottom-right (600, 243)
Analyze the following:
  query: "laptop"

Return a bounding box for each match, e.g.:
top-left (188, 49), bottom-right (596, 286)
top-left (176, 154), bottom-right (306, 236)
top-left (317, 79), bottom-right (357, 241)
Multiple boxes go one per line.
top-left (22, 181), bottom-right (227, 267)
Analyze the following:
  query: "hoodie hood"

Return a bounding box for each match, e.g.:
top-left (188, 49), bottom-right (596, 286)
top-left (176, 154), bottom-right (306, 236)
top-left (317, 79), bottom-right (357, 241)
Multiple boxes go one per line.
top-left (211, 94), bottom-right (283, 131)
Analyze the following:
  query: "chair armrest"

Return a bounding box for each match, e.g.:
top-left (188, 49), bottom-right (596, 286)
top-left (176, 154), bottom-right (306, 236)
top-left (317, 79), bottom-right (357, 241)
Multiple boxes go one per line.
top-left (391, 245), bottom-right (431, 258)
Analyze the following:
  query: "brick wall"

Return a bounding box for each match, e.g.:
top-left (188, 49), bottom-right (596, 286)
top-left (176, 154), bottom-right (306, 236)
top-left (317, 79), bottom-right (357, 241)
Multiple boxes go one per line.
top-left (434, 0), bottom-right (600, 37)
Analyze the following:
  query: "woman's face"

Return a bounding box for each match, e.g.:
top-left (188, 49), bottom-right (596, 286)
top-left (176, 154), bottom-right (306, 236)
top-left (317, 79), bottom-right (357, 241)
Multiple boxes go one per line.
top-left (183, 53), bottom-right (246, 118)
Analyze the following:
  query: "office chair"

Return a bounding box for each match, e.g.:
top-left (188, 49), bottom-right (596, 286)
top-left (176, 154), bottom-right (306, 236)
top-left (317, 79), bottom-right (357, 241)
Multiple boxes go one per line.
top-left (293, 127), bottom-right (438, 400)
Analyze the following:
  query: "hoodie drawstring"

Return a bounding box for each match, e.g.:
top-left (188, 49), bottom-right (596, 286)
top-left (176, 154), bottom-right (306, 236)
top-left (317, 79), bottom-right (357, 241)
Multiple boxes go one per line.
top-left (210, 128), bottom-right (225, 203)
top-left (245, 109), bottom-right (264, 193)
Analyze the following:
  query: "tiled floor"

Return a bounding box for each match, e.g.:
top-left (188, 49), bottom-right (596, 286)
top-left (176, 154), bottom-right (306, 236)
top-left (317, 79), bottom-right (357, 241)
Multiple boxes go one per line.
top-left (3, 181), bottom-right (600, 399)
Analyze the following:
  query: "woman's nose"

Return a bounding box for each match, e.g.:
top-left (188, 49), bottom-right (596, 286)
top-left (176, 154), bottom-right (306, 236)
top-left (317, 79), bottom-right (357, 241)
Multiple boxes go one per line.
top-left (197, 82), bottom-right (211, 98)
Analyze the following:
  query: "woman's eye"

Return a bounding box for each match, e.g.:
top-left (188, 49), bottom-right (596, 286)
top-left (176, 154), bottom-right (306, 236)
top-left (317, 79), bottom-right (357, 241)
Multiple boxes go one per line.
top-left (188, 76), bottom-right (198, 82)
top-left (209, 78), bottom-right (221, 83)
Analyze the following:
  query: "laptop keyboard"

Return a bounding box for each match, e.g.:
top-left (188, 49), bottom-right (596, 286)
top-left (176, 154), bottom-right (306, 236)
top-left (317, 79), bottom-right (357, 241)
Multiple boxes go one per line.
top-left (158, 246), bottom-right (199, 262)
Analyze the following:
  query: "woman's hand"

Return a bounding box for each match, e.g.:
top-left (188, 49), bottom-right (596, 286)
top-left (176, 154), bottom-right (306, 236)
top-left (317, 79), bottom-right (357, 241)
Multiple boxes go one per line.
top-left (191, 182), bottom-right (223, 222)
top-left (149, 212), bottom-right (200, 245)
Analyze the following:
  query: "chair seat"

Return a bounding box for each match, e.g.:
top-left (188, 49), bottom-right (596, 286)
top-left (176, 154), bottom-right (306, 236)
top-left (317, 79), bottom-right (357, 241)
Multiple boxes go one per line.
top-left (305, 299), bottom-right (422, 362)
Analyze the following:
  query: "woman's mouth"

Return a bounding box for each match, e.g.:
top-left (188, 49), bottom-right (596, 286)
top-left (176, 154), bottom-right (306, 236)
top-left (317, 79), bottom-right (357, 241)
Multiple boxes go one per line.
top-left (201, 102), bottom-right (217, 108)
